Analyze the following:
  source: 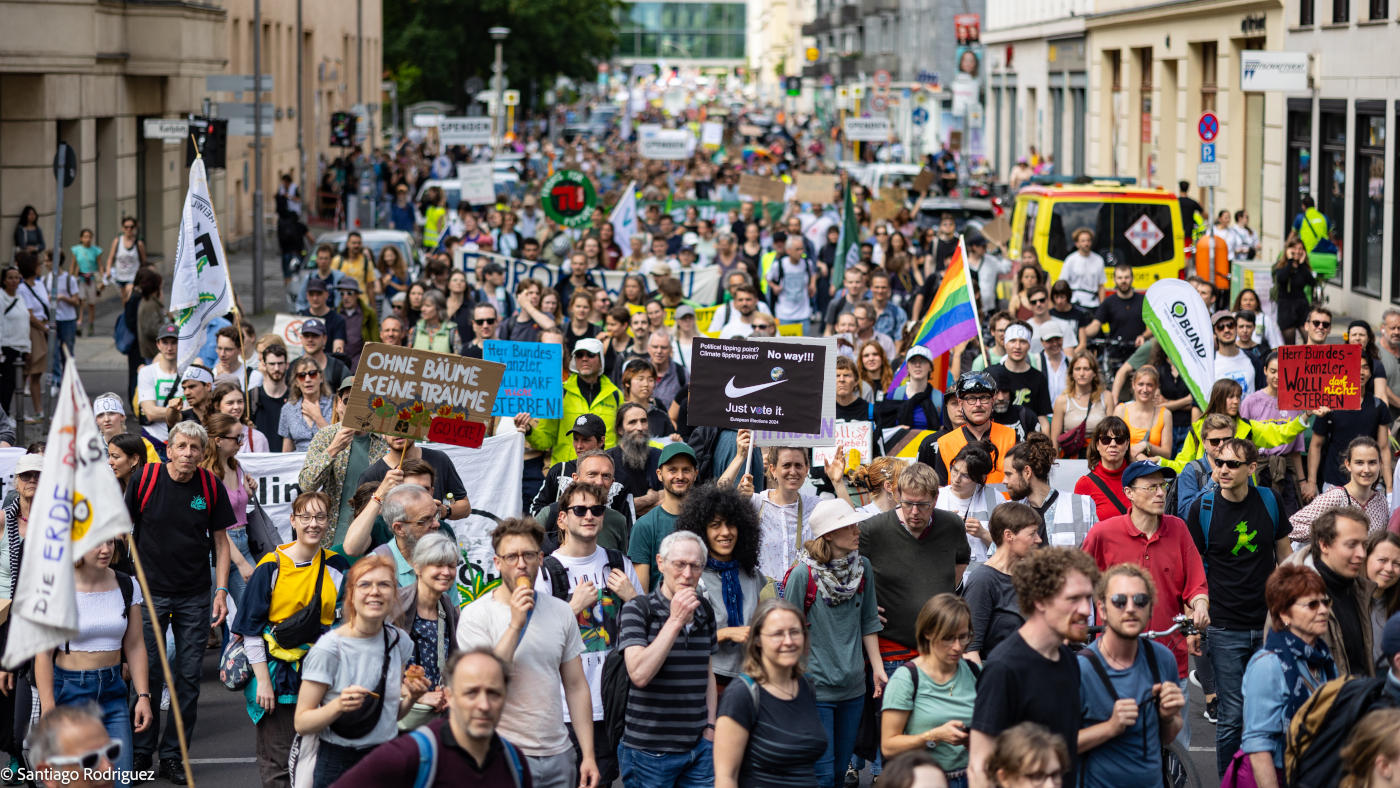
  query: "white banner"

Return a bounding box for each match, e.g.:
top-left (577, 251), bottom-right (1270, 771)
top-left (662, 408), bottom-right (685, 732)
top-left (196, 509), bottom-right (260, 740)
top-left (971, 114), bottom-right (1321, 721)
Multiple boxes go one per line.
top-left (272, 313), bottom-right (307, 359)
top-left (458, 163), bottom-right (495, 205)
top-left (457, 249), bottom-right (723, 304)
top-left (812, 420), bottom-right (875, 467)
top-left (170, 158), bottom-right (235, 369)
top-left (1143, 278), bottom-right (1216, 408)
top-left (609, 180), bottom-right (639, 255)
top-left (4, 361), bottom-right (134, 668)
top-left (700, 121), bottom-right (723, 149)
top-left (843, 117), bottom-right (892, 142)
top-left (238, 432), bottom-right (524, 605)
top-left (439, 117), bottom-right (493, 146)
top-left (639, 129), bottom-right (694, 160)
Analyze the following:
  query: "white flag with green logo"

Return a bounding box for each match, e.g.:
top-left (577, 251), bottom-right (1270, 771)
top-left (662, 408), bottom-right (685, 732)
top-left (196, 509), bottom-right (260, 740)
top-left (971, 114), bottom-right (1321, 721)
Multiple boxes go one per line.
top-left (1143, 279), bottom-right (1215, 409)
top-left (170, 157), bottom-right (234, 369)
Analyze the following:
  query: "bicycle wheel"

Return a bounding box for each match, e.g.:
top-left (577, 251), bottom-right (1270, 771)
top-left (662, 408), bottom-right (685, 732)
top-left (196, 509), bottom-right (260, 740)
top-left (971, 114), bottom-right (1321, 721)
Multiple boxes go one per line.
top-left (1164, 741), bottom-right (1204, 788)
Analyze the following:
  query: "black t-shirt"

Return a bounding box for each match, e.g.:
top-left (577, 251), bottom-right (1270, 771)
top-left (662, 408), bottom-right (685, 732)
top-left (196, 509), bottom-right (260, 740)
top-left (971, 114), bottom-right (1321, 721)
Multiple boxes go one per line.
top-left (716, 677), bottom-right (828, 788)
top-left (1314, 397), bottom-right (1393, 487)
top-left (992, 405), bottom-right (1035, 439)
top-left (251, 386), bottom-right (288, 452)
top-left (607, 446), bottom-right (662, 500)
top-left (1093, 292), bottom-right (1147, 345)
top-left (1156, 362), bottom-right (1192, 431)
top-left (972, 632), bottom-right (1082, 780)
top-left (835, 397), bottom-right (871, 422)
top-left (125, 466), bottom-right (236, 596)
top-left (991, 364), bottom-right (1052, 416)
top-left (1186, 486), bottom-right (1281, 629)
top-left (358, 447), bottom-right (468, 503)
top-left (960, 565), bottom-right (1023, 657)
top-left (1051, 305), bottom-right (1092, 331)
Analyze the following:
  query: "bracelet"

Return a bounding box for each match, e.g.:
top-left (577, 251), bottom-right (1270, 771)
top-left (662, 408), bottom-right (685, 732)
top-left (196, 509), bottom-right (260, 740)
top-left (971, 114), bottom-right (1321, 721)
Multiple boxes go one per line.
top-left (372, 494), bottom-right (384, 504)
top-left (216, 586), bottom-right (229, 595)
top-left (137, 693), bottom-right (151, 699)
top-left (704, 722), bottom-right (715, 730)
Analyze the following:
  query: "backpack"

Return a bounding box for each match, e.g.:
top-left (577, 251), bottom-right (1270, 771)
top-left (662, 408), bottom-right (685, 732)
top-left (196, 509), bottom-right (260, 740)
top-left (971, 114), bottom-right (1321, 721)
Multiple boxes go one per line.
top-left (542, 549), bottom-right (627, 642)
top-left (1078, 642), bottom-right (1174, 788)
top-left (1194, 485), bottom-right (1279, 572)
top-left (898, 658), bottom-right (982, 696)
top-left (1164, 457), bottom-right (1211, 518)
top-left (1285, 675), bottom-right (1395, 788)
top-left (133, 463), bottom-right (220, 555)
top-left (408, 725), bottom-right (524, 788)
top-left (600, 597), bottom-right (653, 753)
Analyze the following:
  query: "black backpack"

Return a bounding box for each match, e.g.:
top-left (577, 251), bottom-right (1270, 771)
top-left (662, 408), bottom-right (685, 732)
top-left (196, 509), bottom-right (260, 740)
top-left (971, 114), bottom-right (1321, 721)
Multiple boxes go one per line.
top-left (1163, 457), bottom-right (1210, 519)
top-left (542, 549), bottom-right (627, 642)
top-left (600, 597), bottom-right (653, 751)
top-left (1286, 675), bottom-right (1395, 788)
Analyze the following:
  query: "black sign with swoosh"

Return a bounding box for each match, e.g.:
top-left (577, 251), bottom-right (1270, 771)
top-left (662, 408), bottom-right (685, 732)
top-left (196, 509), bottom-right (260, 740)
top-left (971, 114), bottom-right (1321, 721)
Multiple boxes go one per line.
top-left (687, 337), bottom-right (827, 433)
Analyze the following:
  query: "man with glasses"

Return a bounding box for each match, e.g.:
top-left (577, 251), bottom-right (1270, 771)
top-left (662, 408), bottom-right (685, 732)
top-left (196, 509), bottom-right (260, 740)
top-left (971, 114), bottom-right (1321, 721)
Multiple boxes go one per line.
top-left (1025, 284), bottom-right (1077, 354)
top-left (366, 483), bottom-right (446, 590)
top-left (30, 703), bottom-right (122, 788)
top-left (1083, 460), bottom-right (1209, 748)
top-left (919, 372), bottom-right (1019, 486)
top-left (462, 303), bottom-right (500, 359)
top-left (538, 482), bottom-right (640, 786)
top-left (617, 529), bottom-right (717, 788)
top-left (1183, 438), bottom-right (1289, 778)
top-left (1169, 413), bottom-right (1238, 519)
top-left (521, 338), bottom-right (623, 465)
top-left (459, 517), bottom-right (602, 788)
top-left (1211, 310), bottom-right (1260, 396)
top-left (1303, 305), bottom-right (1335, 346)
top-left (1076, 564), bottom-right (1185, 788)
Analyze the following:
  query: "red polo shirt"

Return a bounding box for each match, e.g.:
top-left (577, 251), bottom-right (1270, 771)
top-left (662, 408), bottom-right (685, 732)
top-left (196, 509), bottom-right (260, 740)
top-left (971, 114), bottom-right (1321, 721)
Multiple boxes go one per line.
top-left (1082, 513), bottom-right (1209, 677)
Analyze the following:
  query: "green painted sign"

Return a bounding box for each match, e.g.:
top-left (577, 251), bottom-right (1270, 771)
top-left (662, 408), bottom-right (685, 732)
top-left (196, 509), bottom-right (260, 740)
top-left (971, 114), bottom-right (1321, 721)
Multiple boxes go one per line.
top-left (540, 170), bottom-right (596, 229)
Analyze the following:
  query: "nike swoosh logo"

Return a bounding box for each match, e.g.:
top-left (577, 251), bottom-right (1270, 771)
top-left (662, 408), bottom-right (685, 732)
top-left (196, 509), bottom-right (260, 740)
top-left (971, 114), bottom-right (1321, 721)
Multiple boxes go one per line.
top-left (725, 377), bottom-right (788, 398)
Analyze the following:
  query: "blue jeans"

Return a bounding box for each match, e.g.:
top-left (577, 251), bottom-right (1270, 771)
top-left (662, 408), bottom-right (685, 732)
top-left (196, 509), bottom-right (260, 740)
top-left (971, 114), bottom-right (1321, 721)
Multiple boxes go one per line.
top-left (136, 591), bottom-right (211, 761)
top-left (816, 695), bottom-right (864, 788)
top-left (619, 737), bottom-right (713, 788)
top-left (51, 319), bottom-right (76, 379)
top-left (1209, 626), bottom-right (1265, 778)
top-left (53, 665), bottom-right (135, 787)
top-left (224, 527), bottom-right (254, 610)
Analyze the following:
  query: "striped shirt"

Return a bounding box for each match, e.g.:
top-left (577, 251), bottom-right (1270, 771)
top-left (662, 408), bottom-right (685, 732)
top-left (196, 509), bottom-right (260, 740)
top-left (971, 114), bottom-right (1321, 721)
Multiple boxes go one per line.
top-left (616, 586), bottom-right (717, 753)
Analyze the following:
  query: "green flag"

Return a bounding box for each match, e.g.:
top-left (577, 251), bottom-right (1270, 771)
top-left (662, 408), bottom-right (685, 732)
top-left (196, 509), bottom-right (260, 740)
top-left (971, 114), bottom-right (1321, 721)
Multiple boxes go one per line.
top-left (833, 180), bottom-right (858, 283)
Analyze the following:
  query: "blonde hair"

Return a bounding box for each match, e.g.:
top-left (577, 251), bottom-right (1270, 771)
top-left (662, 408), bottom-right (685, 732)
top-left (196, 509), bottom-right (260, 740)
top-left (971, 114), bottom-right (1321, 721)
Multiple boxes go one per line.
top-left (1340, 708), bottom-right (1400, 788)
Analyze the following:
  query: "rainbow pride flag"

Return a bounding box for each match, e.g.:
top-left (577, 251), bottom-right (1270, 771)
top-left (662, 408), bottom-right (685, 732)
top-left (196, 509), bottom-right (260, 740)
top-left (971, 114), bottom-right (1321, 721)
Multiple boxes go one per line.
top-left (887, 238), bottom-right (980, 395)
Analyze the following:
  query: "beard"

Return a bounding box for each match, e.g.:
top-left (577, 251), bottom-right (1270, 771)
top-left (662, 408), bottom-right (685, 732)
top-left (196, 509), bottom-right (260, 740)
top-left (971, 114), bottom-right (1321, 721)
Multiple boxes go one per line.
top-left (618, 429), bottom-right (651, 471)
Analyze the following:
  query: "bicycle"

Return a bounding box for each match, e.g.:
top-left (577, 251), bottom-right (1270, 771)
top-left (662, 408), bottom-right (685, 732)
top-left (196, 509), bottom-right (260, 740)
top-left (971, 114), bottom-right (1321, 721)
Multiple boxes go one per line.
top-left (1086, 335), bottom-right (1139, 384)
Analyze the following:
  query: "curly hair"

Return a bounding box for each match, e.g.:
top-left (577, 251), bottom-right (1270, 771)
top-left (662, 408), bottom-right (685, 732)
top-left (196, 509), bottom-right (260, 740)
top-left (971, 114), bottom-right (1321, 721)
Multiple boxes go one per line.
top-left (1006, 433), bottom-right (1056, 481)
top-left (1011, 547), bottom-right (1100, 617)
top-left (676, 482), bottom-right (761, 574)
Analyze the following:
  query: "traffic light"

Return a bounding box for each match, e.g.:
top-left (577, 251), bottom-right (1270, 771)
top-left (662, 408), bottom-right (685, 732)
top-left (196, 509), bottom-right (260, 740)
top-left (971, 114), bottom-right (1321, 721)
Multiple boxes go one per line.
top-left (330, 112), bottom-right (357, 148)
top-left (185, 117), bottom-right (227, 169)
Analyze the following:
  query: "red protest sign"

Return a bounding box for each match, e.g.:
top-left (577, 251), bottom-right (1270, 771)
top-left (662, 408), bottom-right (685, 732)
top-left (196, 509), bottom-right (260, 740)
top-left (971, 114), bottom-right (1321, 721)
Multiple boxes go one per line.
top-left (427, 417), bottom-right (486, 448)
top-left (1277, 344), bottom-right (1363, 410)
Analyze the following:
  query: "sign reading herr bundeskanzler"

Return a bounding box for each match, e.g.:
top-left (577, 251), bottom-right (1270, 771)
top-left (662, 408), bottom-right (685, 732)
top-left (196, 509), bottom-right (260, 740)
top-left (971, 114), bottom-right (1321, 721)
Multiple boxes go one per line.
top-left (688, 337), bottom-right (827, 434)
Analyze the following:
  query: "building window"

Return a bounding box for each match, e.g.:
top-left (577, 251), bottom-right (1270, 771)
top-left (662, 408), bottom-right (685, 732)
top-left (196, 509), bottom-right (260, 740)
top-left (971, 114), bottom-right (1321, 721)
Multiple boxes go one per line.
top-left (1370, 0), bottom-right (1388, 20)
top-left (1110, 50), bottom-right (1122, 91)
top-left (1200, 41), bottom-right (1218, 113)
top-left (1286, 104), bottom-right (1312, 228)
top-left (1353, 110), bottom-right (1384, 296)
top-left (1301, 0), bottom-right (1315, 24)
top-left (1333, 0), bottom-right (1350, 22)
top-left (1318, 106), bottom-right (1347, 261)
top-left (616, 2), bottom-right (747, 59)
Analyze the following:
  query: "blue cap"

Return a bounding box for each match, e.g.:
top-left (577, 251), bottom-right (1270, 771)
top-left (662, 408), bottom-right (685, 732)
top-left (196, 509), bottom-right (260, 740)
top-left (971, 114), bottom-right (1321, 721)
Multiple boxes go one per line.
top-left (300, 317), bottom-right (327, 336)
top-left (1121, 460), bottom-right (1176, 489)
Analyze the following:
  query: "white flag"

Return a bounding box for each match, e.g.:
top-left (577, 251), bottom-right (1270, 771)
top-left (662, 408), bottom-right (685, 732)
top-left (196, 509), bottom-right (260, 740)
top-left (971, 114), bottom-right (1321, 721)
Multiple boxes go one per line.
top-left (609, 181), bottom-right (639, 255)
top-left (1143, 278), bottom-right (1216, 409)
top-left (3, 359), bottom-right (135, 668)
top-left (170, 157), bottom-right (234, 369)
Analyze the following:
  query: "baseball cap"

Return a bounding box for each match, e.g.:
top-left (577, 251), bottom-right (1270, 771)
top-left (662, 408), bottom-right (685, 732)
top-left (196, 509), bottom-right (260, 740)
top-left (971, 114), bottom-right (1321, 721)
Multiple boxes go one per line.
top-left (808, 498), bottom-right (867, 539)
top-left (300, 317), bottom-right (327, 336)
top-left (658, 442), bottom-right (697, 467)
top-left (156, 324), bottom-right (179, 341)
top-left (305, 276), bottom-right (329, 293)
top-left (674, 305), bottom-right (697, 321)
top-left (1121, 460), bottom-right (1177, 489)
top-left (682, 232), bottom-right (700, 247)
top-left (572, 338), bottom-right (604, 356)
top-left (1035, 321), bottom-right (1065, 341)
top-left (905, 346), bottom-right (933, 364)
top-left (336, 278), bottom-right (362, 293)
top-left (1211, 310), bottom-right (1236, 326)
top-left (15, 454), bottom-right (43, 475)
top-left (567, 413), bottom-right (606, 439)
top-left (92, 393), bottom-right (126, 417)
top-left (338, 375), bottom-right (356, 393)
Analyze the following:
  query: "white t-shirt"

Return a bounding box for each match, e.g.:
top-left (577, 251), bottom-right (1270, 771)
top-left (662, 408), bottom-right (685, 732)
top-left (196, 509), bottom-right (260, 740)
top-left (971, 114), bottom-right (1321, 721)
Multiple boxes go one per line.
top-left (535, 548), bottom-right (642, 721)
top-left (935, 485), bottom-right (1006, 576)
top-left (1060, 251), bottom-right (1106, 308)
top-left (136, 362), bottom-right (180, 442)
top-left (1215, 351), bottom-right (1256, 397)
top-left (43, 272), bottom-right (80, 322)
top-left (767, 255), bottom-right (814, 322)
top-left (301, 625), bottom-right (414, 749)
top-left (456, 590), bottom-right (583, 757)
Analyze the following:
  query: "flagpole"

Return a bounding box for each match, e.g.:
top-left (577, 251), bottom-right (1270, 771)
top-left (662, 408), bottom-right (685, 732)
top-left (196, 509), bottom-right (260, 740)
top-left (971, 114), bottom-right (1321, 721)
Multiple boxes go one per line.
top-left (125, 533), bottom-right (197, 788)
top-left (959, 234), bottom-right (990, 369)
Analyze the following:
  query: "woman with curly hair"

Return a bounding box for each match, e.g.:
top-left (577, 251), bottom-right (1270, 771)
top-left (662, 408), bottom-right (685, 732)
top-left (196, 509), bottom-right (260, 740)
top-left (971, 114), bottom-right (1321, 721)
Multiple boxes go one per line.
top-left (852, 456), bottom-right (906, 515)
top-left (678, 482), bottom-right (775, 693)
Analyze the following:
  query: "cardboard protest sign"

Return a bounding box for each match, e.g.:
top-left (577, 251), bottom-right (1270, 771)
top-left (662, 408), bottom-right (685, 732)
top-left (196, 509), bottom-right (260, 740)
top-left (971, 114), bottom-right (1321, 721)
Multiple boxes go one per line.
top-left (980, 214), bottom-right (1013, 248)
top-left (738, 123), bottom-right (764, 137)
top-left (738, 173), bottom-right (786, 202)
top-left (813, 420), bottom-right (875, 467)
top-left (343, 343), bottom-right (506, 445)
top-left (879, 187), bottom-right (906, 204)
top-left (912, 167), bottom-right (936, 194)
top-left (689, 337), bottom-right (828, 434)
top-left (870, 199), bottom-right (903, 223)
top-left (794, 174), bottom-right (836, 206)
top-left (701, 121), bottom-right (724, 149)
top-left (482, 340), bottom-right (563, 419)
top-left (272, 313), bottom-right (306, 359)
top-left (1278, 344), bottom-right (1363, 410)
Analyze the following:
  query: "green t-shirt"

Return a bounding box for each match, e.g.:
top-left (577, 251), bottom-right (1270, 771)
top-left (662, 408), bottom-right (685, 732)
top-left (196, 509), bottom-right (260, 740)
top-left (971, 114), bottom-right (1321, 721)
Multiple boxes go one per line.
top-left (881, 659), bottom-right (978, 771)
top-left (627, 506), bottom-right (678, 591)
top-left (70, 244), bottom-right (100, 274)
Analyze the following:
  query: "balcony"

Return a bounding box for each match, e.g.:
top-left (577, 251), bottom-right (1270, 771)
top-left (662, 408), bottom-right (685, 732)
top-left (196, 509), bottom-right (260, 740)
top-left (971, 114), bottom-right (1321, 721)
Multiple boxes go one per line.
top-left (860, 0), bottom-right (899, 14)
top-left (839, 3), bottom-right (860, 25)
top-left (801, 16), bottom-right (830, 36)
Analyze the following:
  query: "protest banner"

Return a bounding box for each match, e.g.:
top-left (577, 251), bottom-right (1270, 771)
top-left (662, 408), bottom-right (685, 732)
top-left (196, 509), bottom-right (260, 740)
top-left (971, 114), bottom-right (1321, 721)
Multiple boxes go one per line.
top-left (752, 336), bottom-right (838, 446)
top-left (624, 302), bottom-right (722, 335)
top-left (844, 117), bottom-right (892, 142)
top-left (343, 343), bottom-right (506, 444)
top-left (738, 123), bottom-right (764, 137)
top-left (689, 336), bottom-right (828, 434)
top-left (459, 249), bottom-right (721, 305)
top-left (639, 129), bottom-right (693, 160)
top-left (1278, 343), bottom-right (1363, 410)
top-left (458, 162), bottom-right (495, 205)
top-left (979, 214), bottom-right (1013, 248)
top-left (794, 174), bottom-right (837, 206)
top-left (239, 433), bottom-right (524, 605)
top-left (273, 313), bottom-right (306, 358)
top-left (812, 420), bottom-right (875, 467)
top-left (738, 173), bottom-right (786, 202)
top-left (438, 117), bottom-right (493, 146)
top-left (482, 340), bottom-right (564, 419)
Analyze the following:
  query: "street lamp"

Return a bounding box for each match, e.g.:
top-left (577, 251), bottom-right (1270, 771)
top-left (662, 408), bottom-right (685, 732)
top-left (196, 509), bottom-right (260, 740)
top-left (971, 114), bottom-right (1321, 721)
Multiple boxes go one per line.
top-left (489, 27), bottom-right (510, 149)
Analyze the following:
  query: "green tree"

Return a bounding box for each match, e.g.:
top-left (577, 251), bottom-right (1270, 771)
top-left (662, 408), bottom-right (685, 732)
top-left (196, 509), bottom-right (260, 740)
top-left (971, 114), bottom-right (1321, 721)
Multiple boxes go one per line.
top-left (384, 0), bottom-right (622, 108)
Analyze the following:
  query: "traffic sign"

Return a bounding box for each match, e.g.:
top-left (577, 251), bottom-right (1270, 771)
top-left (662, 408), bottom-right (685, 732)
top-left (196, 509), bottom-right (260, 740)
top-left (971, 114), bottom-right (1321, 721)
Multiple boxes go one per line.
top-left (540, 170), bottom-right (596, 229)
top-left (143, 119), bottom-right (189, 141)
top-left (503, 90), bottom-right (520, 107)
top-left (852, 85), bottom-right (865, 99)
top-left (873, 69), bottom-right (892, 90)
top-left (1197, 112), bottom-right (1219, 142)
top-left (1200, 143), bottom-right (1216, 163)
top-left (1197, 162), bottom-right (1222, 187)
top-left (911, 107), bottom-right (929, 126)
top-left (870, 95), bottom-right (889, 112)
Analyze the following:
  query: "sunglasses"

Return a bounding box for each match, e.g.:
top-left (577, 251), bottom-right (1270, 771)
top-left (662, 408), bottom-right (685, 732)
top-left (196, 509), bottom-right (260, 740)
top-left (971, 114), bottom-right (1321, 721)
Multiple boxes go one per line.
top-left (16, 472), bottom-right (39, 482)
top-left (473, 318), bottom-right (497, 325)
top-left (1217, 458), bottom-right (1249, 469)
top-left (1297, 597), bottom-right (1332, 611)
top-left (1206, 437), bottom-right (1228, 447)
top-left (1098, 435), bottom-right (1128, 446)
top-left (574, 351), bottom-right (599, 359)
top-left (1108, 593), bottom-right (1151, 610)
top-left (122, 224), bottom-right (136, 230)
top-left (295, 370), bottom-right (321, 380)
top-left (566, 504), bottom-right (606, 517)
top-left (47, 739), bottom-right (122, 770)
top-left (1311, 320), bottom-right (1332, 329)
top-left (1028, 297), bottom-right (1046, 305)
top-left (1215, 322), bottom-right (1236, 330)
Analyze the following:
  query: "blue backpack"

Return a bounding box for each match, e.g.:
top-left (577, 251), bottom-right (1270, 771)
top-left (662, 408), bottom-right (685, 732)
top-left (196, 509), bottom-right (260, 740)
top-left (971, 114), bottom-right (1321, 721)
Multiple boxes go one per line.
top-left (1196, 485), bottom-right (1279, 572)
top-left (409, 726), bottom-right (524, 788)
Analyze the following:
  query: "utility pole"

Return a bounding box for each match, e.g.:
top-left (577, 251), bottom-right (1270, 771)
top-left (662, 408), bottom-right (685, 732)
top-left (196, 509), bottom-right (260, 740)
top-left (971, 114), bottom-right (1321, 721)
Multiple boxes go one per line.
top-left (252, 0), bottom-right (264, 313)
top-left (296, 0), bottom-right (305, 234)
top-left (490, 27), bottom-right (511, 151)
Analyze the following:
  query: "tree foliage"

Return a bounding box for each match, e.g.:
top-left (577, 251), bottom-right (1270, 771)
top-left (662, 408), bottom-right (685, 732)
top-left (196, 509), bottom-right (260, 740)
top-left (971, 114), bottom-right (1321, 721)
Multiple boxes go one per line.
top-left (384, 0), bottom-right (621, 109)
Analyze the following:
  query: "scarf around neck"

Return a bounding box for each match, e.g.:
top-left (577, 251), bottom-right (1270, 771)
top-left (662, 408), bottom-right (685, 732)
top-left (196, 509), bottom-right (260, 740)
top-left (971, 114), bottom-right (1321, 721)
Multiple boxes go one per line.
top-left (1264, 626), bottom-right (1338, 719)
top-left (799, 548), bottom-right (865, 606)
top-left (707, 557), bottom-right (745, 626)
